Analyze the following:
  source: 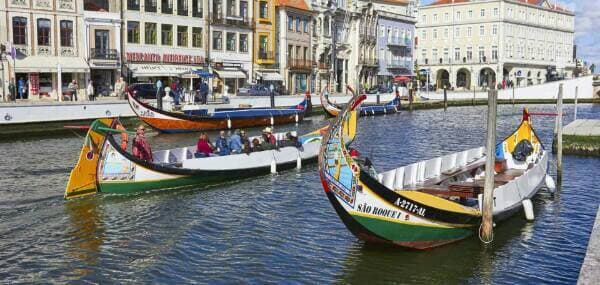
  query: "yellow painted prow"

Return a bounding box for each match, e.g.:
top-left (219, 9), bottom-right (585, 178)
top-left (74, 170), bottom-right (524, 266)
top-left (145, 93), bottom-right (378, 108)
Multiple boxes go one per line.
top-left (64, 118), bottom-right (115, 199)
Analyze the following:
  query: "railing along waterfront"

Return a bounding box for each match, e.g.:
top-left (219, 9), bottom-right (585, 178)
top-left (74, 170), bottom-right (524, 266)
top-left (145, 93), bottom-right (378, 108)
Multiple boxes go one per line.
top-left (90, 48), bottom-right (118, 60)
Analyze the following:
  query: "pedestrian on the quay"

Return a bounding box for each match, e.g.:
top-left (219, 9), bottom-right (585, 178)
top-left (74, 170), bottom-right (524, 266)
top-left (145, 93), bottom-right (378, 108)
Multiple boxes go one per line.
top-left (86, 80), bottom-right (95, 101)
top-left (17, 77), bottom-right (26, 99)
top-left (115, 77), bottom-right (127, 99)
top-left (132, 125), bottom-right (153, 162)
top-left (199, 80), bottom-right (209, 104)
top-left (68, 80), bottom-right (78, 101)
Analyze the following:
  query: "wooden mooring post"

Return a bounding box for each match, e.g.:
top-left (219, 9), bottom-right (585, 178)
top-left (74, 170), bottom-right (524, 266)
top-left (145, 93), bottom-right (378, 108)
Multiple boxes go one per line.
top-left (481, 89), bottom-right (497, 244)
top-left (443, 87), bottom-right (448, 110)
top-left (556, 83), bottom-right (564, 183)
top-left (574, 86), bottom-right (578, 121)
top-left (409, 89), bottom-right (413, 111)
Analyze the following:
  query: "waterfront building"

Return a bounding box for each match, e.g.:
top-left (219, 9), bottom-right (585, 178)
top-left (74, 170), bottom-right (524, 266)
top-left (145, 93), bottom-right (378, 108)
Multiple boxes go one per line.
top-left (355, 2), bottom-right (378, 89)
top-left (253, 0), bottom-right (282, 88)
top-left (275, 0), bottom-right (313, 94)
top-left (0, 0), bottom-right (88, 100)
top-left (416, 0), bottom-right (575, 90)
top-left (208, 0), bottom-right (253, 95)
top-left (374, 0), bottom-right (416, 88)
top-left (83, 0), bottom-right (122, 96)
top-left (122, 0), bottom-right (207, 88)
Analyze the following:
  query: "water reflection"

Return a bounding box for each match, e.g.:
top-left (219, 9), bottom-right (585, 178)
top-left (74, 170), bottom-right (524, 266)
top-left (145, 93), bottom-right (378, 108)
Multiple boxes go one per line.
top-left (64, 199), bottom-right (104, 279)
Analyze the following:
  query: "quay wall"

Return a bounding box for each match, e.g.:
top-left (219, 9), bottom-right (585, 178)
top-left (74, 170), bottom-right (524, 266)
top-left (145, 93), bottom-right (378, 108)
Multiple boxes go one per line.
top-left (578, 208), bottom-right (600, 285)
top-left (0, 101), bottom-right (135, 125)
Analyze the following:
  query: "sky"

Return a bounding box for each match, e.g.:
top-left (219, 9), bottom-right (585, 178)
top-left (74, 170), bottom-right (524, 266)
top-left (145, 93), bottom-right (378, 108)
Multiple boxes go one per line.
top-left (420, 0), bottom-right (599, 71)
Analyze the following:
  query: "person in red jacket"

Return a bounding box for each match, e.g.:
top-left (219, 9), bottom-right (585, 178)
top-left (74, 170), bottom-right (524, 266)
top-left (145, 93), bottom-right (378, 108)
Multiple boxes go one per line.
top-left (132, 125), bottom-right (153, 161)
top-left (195, 132), bottom-right (215, 158)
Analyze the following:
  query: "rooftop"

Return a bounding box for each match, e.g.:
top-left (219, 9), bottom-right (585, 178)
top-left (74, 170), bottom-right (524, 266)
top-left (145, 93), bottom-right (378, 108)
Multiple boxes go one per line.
top-left (276, 0), bottom-right (310, 11)
top-left (427, 0), bottom-right (570, 12)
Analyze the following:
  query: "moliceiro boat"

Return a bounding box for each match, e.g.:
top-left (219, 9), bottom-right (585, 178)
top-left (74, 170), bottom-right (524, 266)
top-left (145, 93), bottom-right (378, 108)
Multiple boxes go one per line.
top-left (319, 86), bottom-right (400, 117)
top-left (65, 118), bottom-right (324, 199)
top-left (128, 92), bottom-right (311, 133)
top-left (318, 94), bottom-right (551, 249)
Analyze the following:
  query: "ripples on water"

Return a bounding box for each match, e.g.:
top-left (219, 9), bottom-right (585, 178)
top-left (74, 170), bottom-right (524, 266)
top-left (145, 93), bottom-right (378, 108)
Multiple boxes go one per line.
top-left (0, 104), bottom-right (598, 283)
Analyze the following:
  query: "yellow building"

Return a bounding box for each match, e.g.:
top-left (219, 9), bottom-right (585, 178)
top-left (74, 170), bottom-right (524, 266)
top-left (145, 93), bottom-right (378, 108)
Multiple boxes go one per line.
top-left (253, 0), bottom-right (283, 85)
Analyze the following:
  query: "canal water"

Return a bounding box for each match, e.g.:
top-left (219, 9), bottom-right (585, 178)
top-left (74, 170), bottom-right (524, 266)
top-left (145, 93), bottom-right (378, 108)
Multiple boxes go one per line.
top-left (0, 104), bottom-right (598, 283)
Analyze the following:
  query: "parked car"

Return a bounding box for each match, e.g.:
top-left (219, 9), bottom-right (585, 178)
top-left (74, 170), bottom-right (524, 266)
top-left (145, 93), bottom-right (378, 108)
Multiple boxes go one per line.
top-left (237, 84), bottom-right (280, 96)
top-left (128, 83), bottom-right (158, 99)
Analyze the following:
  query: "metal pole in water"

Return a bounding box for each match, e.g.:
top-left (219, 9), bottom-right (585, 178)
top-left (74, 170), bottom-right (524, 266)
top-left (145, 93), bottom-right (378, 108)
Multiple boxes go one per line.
top-left (480, 89), bottom-right (497, 244)
top-left (556, 83), bottom-right (564, 183)
top-left (443, 87), bottom-right (448, 110)
top-left (409, 88), bottom-right (413, 111)
top-left (574, 85), bottom-right (578, 121)
top-left (512, 85), bottom-right (515, 105)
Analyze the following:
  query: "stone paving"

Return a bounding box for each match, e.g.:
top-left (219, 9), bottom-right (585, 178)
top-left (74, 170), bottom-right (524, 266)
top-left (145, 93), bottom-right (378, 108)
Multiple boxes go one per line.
top-left (578, 208), bottom-right (600, 285)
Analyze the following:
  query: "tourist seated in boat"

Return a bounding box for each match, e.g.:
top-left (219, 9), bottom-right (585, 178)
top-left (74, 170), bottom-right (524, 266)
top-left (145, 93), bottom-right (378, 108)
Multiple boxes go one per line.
top-left (261, 127), bottom-right (277, 150)
top-left (229, 130), bottom-right (243, 154)
top-left (279, 131), bottom-right (301, 148)
top-left (240, 129), bottom-right (251, 152)
top-left (215, 131), bottom-right (231, 156)
top-left (132, 125), bottom-right (153, 162)
top-left (252, 138), bottom-right (263, 152)
top-left (195, 132), bottom-right (215, 158)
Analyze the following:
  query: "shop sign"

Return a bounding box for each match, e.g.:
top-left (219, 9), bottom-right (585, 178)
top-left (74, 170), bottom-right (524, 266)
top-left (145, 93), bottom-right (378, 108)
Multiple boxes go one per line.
top-left (126, 52), bottom-right (204, 65)
top-left (29, 73), bottom-right (39, 96)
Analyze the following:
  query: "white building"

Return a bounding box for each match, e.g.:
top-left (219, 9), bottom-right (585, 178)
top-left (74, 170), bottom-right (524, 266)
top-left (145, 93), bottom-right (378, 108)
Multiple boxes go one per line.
top-left (416, 0), bottom-right (575, 90)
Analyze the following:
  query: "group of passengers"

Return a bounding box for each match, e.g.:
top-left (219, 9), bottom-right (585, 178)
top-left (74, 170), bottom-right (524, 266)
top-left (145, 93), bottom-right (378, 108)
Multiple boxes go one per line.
top-left (128, 125), bottom-right (302, 162)
top-left (194, 127), bottom-right (301, 158)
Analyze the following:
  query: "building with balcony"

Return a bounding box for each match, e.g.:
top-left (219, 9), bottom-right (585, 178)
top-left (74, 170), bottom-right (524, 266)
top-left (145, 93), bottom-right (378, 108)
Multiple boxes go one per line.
top-left (209, 0), bottom-right (253, 95)
top-left (84, 0), bottom-right (122, 96)
top-left (253, 0), bottom-right (283, 87)
top-left (123, 0), bottom-right (207, 89)
top-left (416, 0), bottom-right (575, 90)
top-left (275, 0), bottom-right (313, 94)
top-left (375, 0), bottom-right (415, 88)
top-left (355, 2), bottom-right (378, 89)
top-left (0, 0), bottom-right (89, 100)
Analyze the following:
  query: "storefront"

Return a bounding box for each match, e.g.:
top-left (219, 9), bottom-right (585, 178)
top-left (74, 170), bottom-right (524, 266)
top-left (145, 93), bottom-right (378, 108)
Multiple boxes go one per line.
top-left (255, 70), bottom-right (284, 93)
top-left (13, 55), bottom-right (89, 100)
top-left (124, 52), bottom-right (205, 91)
top-left (213, 68), bottom-right (247, 96)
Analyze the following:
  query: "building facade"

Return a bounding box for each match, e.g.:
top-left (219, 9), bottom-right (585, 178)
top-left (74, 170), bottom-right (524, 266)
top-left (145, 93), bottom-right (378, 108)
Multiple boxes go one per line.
top-left (375, 1), bottom-right (416, 88)
top-left (1, 0), bottom-right (88, 100)
top-left (208, 0), bottom-right (254, 95)
top-left (253, 0), bottom-right (281, 86)
top-left (416, 0), bottom-right (575, 90)
top-left (83, 0), bottom-right (122, 96)
top-left (276, 0), bottom-right (312, 94)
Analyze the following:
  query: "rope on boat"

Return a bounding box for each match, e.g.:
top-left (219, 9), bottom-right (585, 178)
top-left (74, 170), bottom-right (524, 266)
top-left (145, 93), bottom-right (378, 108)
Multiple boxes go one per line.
top-left (479, 224), bottom-right (494, 244)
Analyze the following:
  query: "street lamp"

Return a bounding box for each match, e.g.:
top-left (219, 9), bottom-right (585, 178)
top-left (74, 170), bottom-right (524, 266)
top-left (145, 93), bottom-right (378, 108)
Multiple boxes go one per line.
top-left (328, 0), bottom-right (337, 94)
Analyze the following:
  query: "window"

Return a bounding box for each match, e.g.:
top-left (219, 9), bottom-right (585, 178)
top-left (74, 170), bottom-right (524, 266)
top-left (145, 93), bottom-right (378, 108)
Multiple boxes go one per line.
top-left (443, 28), bottom-right (448, 39)
top-left (304, 19), bottom-right (309, 33)
top-left (456, 11), bottom-right (461, 21)
top-left (287, 44), bottom-right (293, 60)
top-left (12, 17), bottom-right (27, 45)
top-left (478, 46), bottom-right (485, 61)
top-left (296, 18), bottom-right (300, 32)
top-left (433, 14), bottom-right (437, 22)
top-left (212, 31), bottom-right (222, 50)
top-left (444, 12), bottom-right (449, 22)
top-left (226, 32), bottom-right (236, 51)
top-left (240, 1), bottom-right (248, 18)
top-left (466, 47), bottom-right (472, 61)
top-left (227, 0), bottom-right (236, 16)
top-left (128, 0), bottom-right (140, 10)
top-left (480, 9), bottom-right (485, 17)
top-left (192, 0), bottom-right (203, 17)
top-left (432, 48), bottom-right (438, 61)
top-left (288, 16), bottom-right (293, 30)
top-left (324, 17), bottom-right (330, 36)
top-left (259, 35), bottom-right (269, 58)
top-left (454, 48), bottom-right (460, 61)
top-left (379, 26), bottom-right (384, 37)
top-left (421, 29), bottom-right (426, 40)
top-left (492, 46), bottom-right (498, 60)
top-left (492, 24), bottom-right (497, 35)
top-left (161, 24), bottom-right (172, 45)
top-left (443, 48), bottom-right (449, 62)
top-left (162, 0), bottom-right (173, 14)
top-left (479, 25), bottom-right (484, 36)
top-left (145, 0), bottom-right (157, 12)
top-left (178, 0), bottom-right (189, 16)
top-left (468, 10), bottom-right (472, 18)
top-left (177, 26), bottom-right (188, 46)
top-left (128, 21), bottom-right (141, 44)
top-left (145, 23), bottom-right (157, 44)
top-left (454, 27), bottom-right (460, 38)
top-left (467, 26), bottom-right (472, 37)
top-left (422, 15), bottom-right (426, 24)
top-left (433, 29), bottom-right (437, 39)
top-left (493, 8), bottom-right (498, 16)
top-left (37, 19), bottom-right (51, 46)
top-left (239, 33), bottom-right (248, 52)
top-left (60, 20), bottom-right (73, 47)
top-left (259, 1), bottom-right (268, 19)
top-left (421, 49), bottom-right (427, 61)
top-left (192, 27), bottom-right (202, 47)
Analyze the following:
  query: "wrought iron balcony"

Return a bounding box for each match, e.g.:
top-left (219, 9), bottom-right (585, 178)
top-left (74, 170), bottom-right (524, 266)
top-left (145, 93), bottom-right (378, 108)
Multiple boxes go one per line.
top-left (288, 59), bottom-right (314, 70)
top-left (258, 51), bottom-right (274, 60)
top-left (360, 58), bottom-right (378, 66)
top-left (90, 48), bottom-right (118, 60)
top-left (387, 37), bottom-right (411, 47)
top-left (318, 61), bottom-right (329, 70)
top-left (211, 12), bottom-right (252, 28)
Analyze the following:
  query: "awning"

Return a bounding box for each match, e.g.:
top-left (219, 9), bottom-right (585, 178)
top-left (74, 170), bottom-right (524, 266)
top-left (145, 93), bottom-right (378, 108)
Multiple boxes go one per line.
top-left (256, 71), bottom-right (283, 81)
top-left (215, 69), bottom-right (246, 79)
top-left (128, 64), bottom-right (199, 77)
top-left (15, 56), bottom-right (89, 73)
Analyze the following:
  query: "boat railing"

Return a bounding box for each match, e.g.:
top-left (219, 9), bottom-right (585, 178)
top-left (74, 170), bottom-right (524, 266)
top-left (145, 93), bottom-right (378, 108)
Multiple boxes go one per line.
top-left (377, 146), bottom-right (485, 190)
